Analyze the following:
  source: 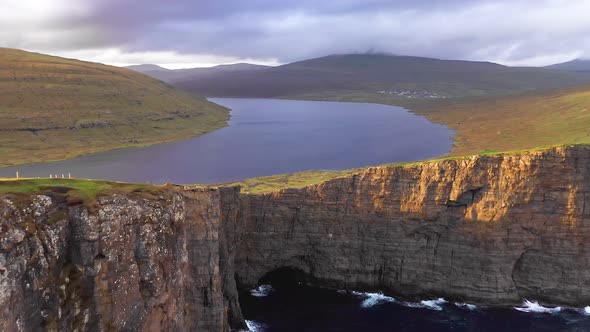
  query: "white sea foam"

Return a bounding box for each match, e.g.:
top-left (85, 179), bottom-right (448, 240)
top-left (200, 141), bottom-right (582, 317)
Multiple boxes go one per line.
top-left (351, 291), bottom-right (397, 308)
top-left (250, 284), bottom-right (273, 297)
top-left (402, 298), bottom-right (448, 311)
top-left (583, 307), bottom-right (590, 315)
top-left (245, 320), bottom-right (265, 332)
top-left (454, 302), bottom-right (477, 310)
top-left (514, 300), bottom-right (562, 314)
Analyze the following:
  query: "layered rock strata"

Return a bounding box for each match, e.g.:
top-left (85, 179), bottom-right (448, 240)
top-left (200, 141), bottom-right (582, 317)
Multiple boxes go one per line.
top-left (0, 187), bottom-right (244, 331)
top-left (237, 146), bottom-right (590, 307)
top-left (1, 145), bottom-right (589, 330)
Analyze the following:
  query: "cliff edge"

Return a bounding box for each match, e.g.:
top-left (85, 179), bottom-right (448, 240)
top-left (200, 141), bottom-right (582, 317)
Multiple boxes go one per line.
top-left (1, 145), bottom-right (589, 330)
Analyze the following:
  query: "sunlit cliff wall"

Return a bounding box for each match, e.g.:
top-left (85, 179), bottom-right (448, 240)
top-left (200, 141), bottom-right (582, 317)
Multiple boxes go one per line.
top-left (1, 146), bottom-right (589, 331)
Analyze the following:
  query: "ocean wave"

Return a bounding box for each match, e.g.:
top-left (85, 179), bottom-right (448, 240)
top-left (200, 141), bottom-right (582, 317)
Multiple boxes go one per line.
top-left (245, 320), bottom-right (266, 332)
top-left (402, 298), bottom-right (448, 311)
top-left (454, 302), bottom-right (477, 310)
top-left (514, 300), bottom-right (562, 314)
top-left (350, 291), bottom-right (397, 308)
top-left (250, 284), bottom-right (273, 297)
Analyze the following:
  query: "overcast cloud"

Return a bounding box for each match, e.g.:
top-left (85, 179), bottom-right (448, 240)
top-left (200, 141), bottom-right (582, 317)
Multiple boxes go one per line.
top-left (1, 0), bottom-right (589, 68)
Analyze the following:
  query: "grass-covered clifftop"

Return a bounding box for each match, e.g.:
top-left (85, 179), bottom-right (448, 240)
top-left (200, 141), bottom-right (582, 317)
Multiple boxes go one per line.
top-left (227, 144), bottom-right (589, 193)
top-left (0, 48), bottom-right (228, 167)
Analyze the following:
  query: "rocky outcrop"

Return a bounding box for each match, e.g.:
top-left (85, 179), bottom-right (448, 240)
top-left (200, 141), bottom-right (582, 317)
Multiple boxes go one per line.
top-left (0, 187), bottom-right (245, 332)
top-left (1, 145), bottom-right (589, 330)
top-left (236, 145), bottom-right (590, 307)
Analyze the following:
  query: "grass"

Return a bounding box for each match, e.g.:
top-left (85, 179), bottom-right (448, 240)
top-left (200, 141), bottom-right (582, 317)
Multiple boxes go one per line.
top-left (0, 178), bottom-right (165, 207)
top-left (225, 169), bottom-right (360, 194)
top-left (0, 48), bottom-right (229, 167)
top-left (411, 87), bottom-right (590, 155)
top-left (222, 143), bottom-right (586, 194)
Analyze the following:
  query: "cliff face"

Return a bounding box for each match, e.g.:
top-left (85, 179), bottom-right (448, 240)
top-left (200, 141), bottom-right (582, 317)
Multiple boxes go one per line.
top-left (1, 146), bottom-right (589, 331)
top-left (236, 146), bottom-right (590, 306)
top-left (0, 187), bottom-right (245, 332)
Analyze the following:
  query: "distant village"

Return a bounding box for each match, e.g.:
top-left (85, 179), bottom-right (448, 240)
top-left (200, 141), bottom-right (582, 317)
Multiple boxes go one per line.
top-left (377, 90), bottom-right (447, 99)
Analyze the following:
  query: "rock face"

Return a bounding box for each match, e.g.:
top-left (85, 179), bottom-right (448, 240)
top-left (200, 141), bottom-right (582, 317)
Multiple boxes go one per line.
top-left (1, 145), bottom-right (589, 330)
top-left (0, 187), bottom-right (245, 332)
top-left (237, 145), bottom-right (590, 307)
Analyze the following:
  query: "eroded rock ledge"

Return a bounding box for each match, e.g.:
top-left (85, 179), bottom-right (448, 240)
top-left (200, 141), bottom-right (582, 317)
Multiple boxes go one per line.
top-left (1, 145), bottom-right (589, 331)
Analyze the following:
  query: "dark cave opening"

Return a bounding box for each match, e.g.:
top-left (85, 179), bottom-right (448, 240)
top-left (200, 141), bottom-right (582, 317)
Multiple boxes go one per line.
top-left (259, 267), bottom-right (308, 288)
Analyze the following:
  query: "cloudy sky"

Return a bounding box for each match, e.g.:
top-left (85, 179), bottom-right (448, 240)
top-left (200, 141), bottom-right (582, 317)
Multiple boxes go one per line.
top-left (1, 0), bottom-right (589, 69)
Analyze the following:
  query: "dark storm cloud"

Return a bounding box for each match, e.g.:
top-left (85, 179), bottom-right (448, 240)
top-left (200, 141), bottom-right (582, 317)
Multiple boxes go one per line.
top-left (3, 0), bottom-right (590, 66)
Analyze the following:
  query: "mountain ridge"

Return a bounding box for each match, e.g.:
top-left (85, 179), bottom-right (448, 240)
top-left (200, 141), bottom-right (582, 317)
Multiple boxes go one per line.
top-left (126, 62), bottom-right (271, 82)
top-left (546, 58), bottom-right (590, 72)
top-left (167, 53), bottom-right (590, 99)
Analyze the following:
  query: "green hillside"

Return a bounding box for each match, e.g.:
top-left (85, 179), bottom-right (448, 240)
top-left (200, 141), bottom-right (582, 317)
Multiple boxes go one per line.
top-left (412, 85), bottom-right (590, 155)
top-left (0, 48), bottom-right (229, 167)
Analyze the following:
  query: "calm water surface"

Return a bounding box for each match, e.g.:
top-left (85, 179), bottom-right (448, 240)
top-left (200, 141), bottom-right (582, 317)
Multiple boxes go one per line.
top-left (0, 98), bottom-right (453, 184)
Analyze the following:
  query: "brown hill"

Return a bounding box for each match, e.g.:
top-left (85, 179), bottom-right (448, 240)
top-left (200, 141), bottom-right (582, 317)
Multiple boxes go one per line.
top-left (0, 48), bottom-right (228, 167)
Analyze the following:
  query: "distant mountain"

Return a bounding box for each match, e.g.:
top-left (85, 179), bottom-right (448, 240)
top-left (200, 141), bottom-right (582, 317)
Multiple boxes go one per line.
top-left (125, 64), bottom-right (171, 72)
top-left (126, 63), bottom-right (271, 82)
top-left (169, 54), bottom-right (590, 99)
top-left (0, 48), bottom-right (228, 166)
top-left (546, 59), bottom-right (590, 73)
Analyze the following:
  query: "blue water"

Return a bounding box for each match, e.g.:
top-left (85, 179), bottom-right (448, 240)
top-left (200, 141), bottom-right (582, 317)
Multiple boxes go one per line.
top-left (0, 98), bottom-right (453, 184)
top-left (240, 283), bottom-right (590, 332)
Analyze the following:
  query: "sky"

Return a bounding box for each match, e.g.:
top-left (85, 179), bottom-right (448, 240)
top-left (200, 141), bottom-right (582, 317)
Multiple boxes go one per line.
top-left (1, 0), bottom-right (589, 69)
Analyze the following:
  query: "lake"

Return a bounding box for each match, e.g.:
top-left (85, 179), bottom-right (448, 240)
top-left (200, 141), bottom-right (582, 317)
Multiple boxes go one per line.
top-left (0, 98), bottom-right (453, 184)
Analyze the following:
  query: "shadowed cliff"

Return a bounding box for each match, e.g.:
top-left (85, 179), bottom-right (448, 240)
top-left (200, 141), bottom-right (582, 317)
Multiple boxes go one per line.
top-left (0, 145), bottom-right (589, 330)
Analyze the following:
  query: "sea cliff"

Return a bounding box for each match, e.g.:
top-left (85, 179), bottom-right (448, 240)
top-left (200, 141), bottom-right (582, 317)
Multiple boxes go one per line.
top-left (1, 145), bottom-right (589, 331)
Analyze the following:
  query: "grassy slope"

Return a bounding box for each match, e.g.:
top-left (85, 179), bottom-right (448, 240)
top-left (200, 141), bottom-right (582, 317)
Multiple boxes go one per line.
top-left (0, 48), bottom-right (229, 167)
top-left (412, 88), bottom-right (590, 155)
top-left (0, 178), bottom-right (172, 211)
